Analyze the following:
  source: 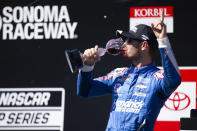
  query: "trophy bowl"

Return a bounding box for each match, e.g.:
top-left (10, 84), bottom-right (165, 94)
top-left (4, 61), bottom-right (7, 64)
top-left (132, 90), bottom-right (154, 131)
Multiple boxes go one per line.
top-left (65, 38), bottom-right (124, 73)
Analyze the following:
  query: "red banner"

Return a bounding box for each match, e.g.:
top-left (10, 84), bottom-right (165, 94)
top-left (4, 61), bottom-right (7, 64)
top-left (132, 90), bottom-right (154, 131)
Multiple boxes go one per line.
top-left (155, 67), bottom-right (197, 131)
top-left (130, 6), bottom-right (173, 18)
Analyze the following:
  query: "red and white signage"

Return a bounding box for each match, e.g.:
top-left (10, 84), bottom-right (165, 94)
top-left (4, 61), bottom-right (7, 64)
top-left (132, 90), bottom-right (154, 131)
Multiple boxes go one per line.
top-left (130, 6), bottom-right (174, 33)
top-left (157, 82), bottom-right (196, 121)
top-left (155, 67), bottom-right (197, 131)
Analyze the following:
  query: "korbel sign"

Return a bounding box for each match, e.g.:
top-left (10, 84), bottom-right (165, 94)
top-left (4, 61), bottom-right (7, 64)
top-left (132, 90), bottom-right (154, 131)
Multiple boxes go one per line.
top-left (130, 6), bottom-right (174, 33)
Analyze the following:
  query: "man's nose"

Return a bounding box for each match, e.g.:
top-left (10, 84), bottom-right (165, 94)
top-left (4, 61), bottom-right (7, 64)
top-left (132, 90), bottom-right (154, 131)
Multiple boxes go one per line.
top-left (123, 42), bottom-right (127, 47)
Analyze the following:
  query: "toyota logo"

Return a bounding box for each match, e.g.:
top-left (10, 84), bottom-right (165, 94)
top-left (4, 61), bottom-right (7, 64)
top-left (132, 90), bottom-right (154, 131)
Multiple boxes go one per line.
top-left (164, 92), bottom-right (190, 111)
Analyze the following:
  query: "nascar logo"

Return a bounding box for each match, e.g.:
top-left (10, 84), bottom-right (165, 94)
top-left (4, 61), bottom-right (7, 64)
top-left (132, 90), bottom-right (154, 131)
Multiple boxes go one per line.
top-left (0, 92), bottom-right (50, 106)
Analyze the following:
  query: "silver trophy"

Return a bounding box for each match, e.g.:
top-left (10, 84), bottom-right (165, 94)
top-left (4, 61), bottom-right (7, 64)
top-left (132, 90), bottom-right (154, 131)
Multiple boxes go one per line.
top-left (65, 38), bottom-right (124, 73)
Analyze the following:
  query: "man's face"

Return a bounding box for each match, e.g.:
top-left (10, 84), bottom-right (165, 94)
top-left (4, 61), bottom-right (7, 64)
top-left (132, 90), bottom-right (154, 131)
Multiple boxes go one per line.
top-left (122, 39), bottom-right (142, 60)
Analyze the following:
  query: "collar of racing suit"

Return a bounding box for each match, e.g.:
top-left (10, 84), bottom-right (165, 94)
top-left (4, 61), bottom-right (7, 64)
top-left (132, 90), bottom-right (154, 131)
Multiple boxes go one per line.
top-left (126, 62), bottom-right (156, 75)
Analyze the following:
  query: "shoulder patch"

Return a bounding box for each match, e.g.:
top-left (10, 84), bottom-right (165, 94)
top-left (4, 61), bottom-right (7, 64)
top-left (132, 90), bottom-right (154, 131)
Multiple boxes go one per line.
top-left (107, 67), bottom-right (128, 79)
top-left (114, 67), bottom-right (128, 74)
top-left (154, 70), bottom-right (164, 80)
top-left (94, 67), bottom-right (128, 80)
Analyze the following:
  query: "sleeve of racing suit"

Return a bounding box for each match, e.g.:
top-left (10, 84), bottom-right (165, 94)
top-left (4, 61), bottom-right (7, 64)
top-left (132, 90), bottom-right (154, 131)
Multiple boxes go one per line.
top-left (156, 37), bottom-right (181, 98)
top-left (77, 65), bottom-right (113, 98)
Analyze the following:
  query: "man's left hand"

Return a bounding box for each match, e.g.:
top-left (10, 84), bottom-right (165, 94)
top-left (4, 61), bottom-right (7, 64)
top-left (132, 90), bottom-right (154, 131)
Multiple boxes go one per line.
top-left (151, 11), bottom-right (167, 39)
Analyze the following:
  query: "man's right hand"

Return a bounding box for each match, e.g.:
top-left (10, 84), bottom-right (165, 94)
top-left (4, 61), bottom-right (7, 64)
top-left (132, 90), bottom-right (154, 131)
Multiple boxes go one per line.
top-left (82, 45), bottom-right (101, 66)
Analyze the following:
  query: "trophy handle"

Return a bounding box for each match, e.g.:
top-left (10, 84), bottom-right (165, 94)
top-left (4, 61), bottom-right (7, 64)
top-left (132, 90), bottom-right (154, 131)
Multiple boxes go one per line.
top-left (65, 49), bottom-right (83, 73)
top-left (65, 51), bottom-right (74, 73)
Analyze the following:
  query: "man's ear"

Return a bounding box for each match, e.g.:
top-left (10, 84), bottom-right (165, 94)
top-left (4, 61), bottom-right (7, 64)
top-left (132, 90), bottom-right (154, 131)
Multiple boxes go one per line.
top-left (141, 41), bottom-right (149, 51)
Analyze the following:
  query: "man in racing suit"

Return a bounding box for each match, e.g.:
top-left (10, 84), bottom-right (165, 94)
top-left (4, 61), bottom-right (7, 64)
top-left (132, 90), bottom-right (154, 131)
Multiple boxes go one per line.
top-left (77, 15), bottom-right (181, 131)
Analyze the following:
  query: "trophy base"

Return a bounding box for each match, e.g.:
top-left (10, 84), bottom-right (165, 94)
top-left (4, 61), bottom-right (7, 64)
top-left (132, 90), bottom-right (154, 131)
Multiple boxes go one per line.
top-left (65, 49), bottom-right (83, 73)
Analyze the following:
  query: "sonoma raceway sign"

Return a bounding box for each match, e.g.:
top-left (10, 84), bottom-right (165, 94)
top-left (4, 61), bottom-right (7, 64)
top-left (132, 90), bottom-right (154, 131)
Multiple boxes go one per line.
top-left (0, 5), bottom-right (78, 40)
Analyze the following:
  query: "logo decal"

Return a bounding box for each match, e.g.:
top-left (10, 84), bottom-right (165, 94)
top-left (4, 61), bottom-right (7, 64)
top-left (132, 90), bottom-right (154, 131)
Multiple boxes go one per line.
top-left (133, 92), bottom-right (146, 97)
top-left (130, 6), bottom-right (174, 33)
top-left (136, 84), bottom-right (148, 89)
top-left (141, 34), bottom-right (149, 40)
top-left (114, 84), bottom-right (121, 93)
top-left (137, 77), bottom-right (150, 84)
top-left (0, 88), bottom-right (65, 131)
top-left (0, 6), bottom-right (78, 40)
top-left (154, 70), bottom-right (164, 80)
top-left (130, 26), bottom-right (137, 33)
top-left (164, 92), bottom-right (190, 111)
top-left (114, 100), bottom-right (144, 114)
top-left (95, 68), bottom-right (127, 81)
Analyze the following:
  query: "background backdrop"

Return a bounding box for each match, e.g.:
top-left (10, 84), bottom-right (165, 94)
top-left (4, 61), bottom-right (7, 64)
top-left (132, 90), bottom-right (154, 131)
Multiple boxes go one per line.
top-left (0, 0), bottom-right (196, 130)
